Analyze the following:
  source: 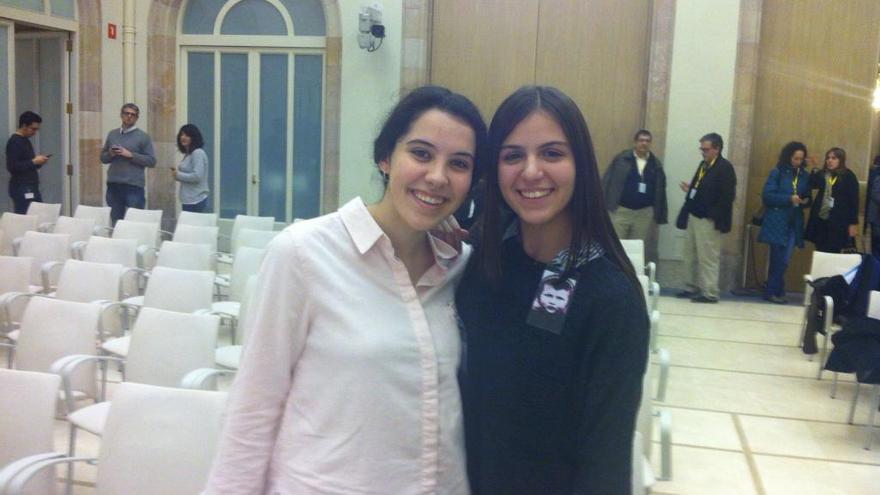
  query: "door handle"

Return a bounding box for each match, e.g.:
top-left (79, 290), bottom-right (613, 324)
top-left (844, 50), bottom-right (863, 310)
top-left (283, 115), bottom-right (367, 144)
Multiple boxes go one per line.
top-left (251, 173), bottom-right (258, 185)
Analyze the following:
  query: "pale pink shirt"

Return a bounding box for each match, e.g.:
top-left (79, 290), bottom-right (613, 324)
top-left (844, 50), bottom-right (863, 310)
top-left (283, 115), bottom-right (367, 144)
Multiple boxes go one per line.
top-left (204, 198), bottom-right (470, 495)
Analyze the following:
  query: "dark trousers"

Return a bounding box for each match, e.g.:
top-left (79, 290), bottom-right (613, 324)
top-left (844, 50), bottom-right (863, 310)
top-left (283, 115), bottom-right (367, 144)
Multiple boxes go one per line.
top-left (8, 182), bottom-right (42, 214)
top-left (872, 224), bottom-right (880, 257)
top-left (106, 182), bottom-right (145, 224)
top-left (765, 229), bottom-right (796, 298)
top-left (181, 198), bottom-right (208, 213)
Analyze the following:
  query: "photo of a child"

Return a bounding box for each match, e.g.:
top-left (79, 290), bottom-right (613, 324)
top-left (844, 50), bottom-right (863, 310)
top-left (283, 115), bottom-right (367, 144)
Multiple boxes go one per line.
top-left (527, 270), bottom-right (577, 334)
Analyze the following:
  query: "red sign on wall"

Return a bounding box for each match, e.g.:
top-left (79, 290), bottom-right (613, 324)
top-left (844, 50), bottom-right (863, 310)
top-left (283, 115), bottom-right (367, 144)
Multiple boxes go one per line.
top-left (108, 23), bottom-right (117, 39)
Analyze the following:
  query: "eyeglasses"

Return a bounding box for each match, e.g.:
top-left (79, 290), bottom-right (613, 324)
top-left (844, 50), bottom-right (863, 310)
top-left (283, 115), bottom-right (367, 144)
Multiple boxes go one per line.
top-left (121, 111), bottom-right (138, 117)
top-left (698, 147), bottom-right (713, 152)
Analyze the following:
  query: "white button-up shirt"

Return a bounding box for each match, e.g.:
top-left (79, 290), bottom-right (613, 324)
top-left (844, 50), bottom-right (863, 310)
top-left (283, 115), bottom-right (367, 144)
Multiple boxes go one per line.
top-left (204, 198), bottom-right (470, 495)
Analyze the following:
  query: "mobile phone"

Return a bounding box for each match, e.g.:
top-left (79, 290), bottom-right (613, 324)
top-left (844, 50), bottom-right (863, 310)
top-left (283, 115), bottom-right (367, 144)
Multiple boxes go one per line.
top-left (45, 153), bottom-right (53, 158)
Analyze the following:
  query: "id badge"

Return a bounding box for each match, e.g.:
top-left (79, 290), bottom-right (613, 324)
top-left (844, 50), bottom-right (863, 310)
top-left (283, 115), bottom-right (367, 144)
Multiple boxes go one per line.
top-left (689, 188), bottom-right (697, 199)
top-left (526, 269), bottom-right (577, 335)
top-left (24, 192), bottom-right (35, 199)
top-left (828, 197), bottom-right (835, 208)
top-left (638, 182), bottom-right (647, 194)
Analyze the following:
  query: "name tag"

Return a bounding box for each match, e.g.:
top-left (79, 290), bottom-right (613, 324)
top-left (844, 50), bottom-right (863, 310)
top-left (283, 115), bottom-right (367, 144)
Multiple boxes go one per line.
top-left (689, 188), bottom-right (697, 199)
top-left (828, 197), bottom-right (835, 208)
top-left (24, 192), bottom-right (35, 199)
top-left (638, 182), bottom-right (647, 194)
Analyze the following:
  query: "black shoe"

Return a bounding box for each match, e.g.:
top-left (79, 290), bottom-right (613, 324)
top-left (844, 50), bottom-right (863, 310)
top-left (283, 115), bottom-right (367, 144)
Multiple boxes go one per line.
top-left (764, 295), bottom-right (787, 305)
top-left (691, 295), bottom-right (718, 303)
top-left (676, 290), bottom-right (698, 299)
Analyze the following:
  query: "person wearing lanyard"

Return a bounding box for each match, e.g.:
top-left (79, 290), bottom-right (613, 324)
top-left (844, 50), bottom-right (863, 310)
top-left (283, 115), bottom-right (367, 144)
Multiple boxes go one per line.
top-left (758, 142), bottom-right (811, 304)
top-left (804, 147), bottom-right (860, 253)
top-left (675, 133), bottom-right (737, 303)
top-left (601, 129), bottom-right (668, 262)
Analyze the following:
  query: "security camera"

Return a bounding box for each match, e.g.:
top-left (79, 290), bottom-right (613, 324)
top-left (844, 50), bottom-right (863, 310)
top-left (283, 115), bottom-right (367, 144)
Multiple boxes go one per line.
top-left (358, 4), bottom-right (385, 52)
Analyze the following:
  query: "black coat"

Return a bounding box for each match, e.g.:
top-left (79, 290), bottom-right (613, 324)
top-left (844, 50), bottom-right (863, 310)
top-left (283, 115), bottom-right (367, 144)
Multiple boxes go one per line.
top-left (804, 168), bottom-right (859, 253)
top-left (676, 155), bottom-right (737, 233)
top-left (601, 150), bottom-right (668, 224)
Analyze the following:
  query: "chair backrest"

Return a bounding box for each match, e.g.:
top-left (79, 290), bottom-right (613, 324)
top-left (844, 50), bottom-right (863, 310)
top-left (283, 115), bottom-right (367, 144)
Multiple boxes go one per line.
top-left (238, 275), bottom-right (258, 347)
top-left (620, 239), bottom-right (644, 258)
top-left (81, 236), bottom-right (138, 267)
top-left (18, 231), bottom-right (71, 285)
top-left (230, 214), bottom-right (274, 254)
top-left (156, 241), bottom-right (214, 271)
top-left (173, 224), bottom-right (219, 252)
top-left (0, 369), bottom-right (60, 495)
top-left (236, 228), bottom-right (278, 251)
top-left (112, 219), bottom-right (160, 249)
top-left (143, 266), bottom-right (215, 313)
top-left (73, 204), bottom-right (111, 233)
top-left (230, 247), bottom-right (266, 302)
top-left (177, 210), bottom-right (218, 227)
top-left (15, 297), bottom-right (101, 399)
top-left (55, 259), bottom-right (124, 303)
top-left (0, 255), bottom-right (33, 294)
top-left (53, 216), bottom-right (96, 245)
top-left (26, 201), bottom-right (61, 227)
top-left (125, 308), bottom-right (219, 387)
top-left (809, 252), bottom-right (862, 279)
top-left (123, 207), bottom-right (163, 225)
top-left (627, 250), bottom-right (646, 274)
top-left (0, 213), bottom-right (38, 255)
top-left (868, 291), bottom-right (880, 320)
top-left (95, 383), bottom-right (227, 495)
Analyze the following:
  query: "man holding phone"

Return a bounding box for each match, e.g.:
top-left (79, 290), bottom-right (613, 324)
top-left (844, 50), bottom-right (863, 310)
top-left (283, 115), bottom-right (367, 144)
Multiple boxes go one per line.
top-left (6, 111), bottom-right (50, 214)
top-left (100, 103), bottom-right (156, 223)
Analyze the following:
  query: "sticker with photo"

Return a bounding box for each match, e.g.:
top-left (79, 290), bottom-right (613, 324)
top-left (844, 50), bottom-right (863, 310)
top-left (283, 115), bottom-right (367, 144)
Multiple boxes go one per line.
top-left (526, 269), bottom-right (577, 335)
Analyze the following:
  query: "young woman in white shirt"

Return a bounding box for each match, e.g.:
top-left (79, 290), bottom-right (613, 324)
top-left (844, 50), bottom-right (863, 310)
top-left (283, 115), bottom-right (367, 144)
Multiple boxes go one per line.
top-left (204, 86), bottom-right (487, 495)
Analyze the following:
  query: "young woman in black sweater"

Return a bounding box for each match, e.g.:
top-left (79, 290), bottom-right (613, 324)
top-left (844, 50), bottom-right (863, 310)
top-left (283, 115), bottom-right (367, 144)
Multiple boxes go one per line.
top-left (455, 86), bottom-right (649, 494)
top-left (804, 147), bottom-right (860, 253)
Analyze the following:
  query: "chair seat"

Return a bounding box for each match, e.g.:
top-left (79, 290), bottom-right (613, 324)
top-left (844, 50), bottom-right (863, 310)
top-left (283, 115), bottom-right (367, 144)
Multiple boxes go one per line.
top-left (28, 285), bottom-right (43, 293)
top-left (122, 295), bottom-right (145, 307)
top-left (101, 336), bottom-right (131, 357)
top-left (68, 401), bottom-right (111, 436)
top-left (211, 301), bottom-right (240, 318)
top-left (6, 330), bottom-right (19, 341)
top-left (217, 253), bottom-right (233, 264)
top-left (215, 345), bottom-right (242, 369)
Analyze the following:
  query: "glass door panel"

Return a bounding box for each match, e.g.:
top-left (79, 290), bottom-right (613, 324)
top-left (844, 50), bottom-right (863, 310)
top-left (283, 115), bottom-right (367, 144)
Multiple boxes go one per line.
top-left (258, 53), bottom-right (288, 219)
top-left (186, 51), bottom-right (216, 212)
top-left (219, 53), bottom-right (248, 219)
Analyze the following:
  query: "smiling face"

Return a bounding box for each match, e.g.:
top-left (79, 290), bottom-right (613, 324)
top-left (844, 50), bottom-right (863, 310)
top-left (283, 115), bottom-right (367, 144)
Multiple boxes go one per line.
top-left (376, 109), bottom-right (475, 234)
top-left (497, 110), bottom-right (575, 233)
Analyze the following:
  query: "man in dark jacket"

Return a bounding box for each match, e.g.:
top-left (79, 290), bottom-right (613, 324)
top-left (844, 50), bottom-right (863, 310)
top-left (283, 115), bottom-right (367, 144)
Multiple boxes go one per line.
top-left (6, 111), bottom-right (51, 214)
top-left (676, 133), bottom-right (737, 303)
top-left (602, 129), bottom-right (668, 261)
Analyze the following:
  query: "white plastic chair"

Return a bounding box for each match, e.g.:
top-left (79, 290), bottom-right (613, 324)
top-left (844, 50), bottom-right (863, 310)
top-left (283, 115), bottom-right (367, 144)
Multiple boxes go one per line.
top-left (26, 202), bottom-right (61, 230)
top-left (837, 290), bottom-right (880, 450)
top-left (236, 228), bottom-right (279, 251)
top-left (77, 236), bottom-right (138, 267)
top-left (0, 382), bottom-right (227, 495)
top-left (50, 216), bottom-right (96, 245)
top-left (111, 220), bottom-right (160, 268)
top-left (0, 213), bottom-right (38, 256)
top-left (622, 239), bottom-right (657, 292)
top-left (173, 224), bottom-right (219, 253)
top-left (123, 207), bottom-right (163, 225)
top-left (73, 205), bottom-right (111, 236)
top-left (0, 369), bottom-right (61, 495)
top-left (0, 256), bottom-right (37, 342)
top-left (146, 240), bottom-right (215, 272)
top-left (177, 210), bottom-right (218, 227)
top-left (15, 231), bottom-right (70, 289)
top-left (213, 247), bottom-right (265, 343)
top-left (217, 214), bottom-right (274, 263)
top-left (214, 275), bottom-right (258, 370)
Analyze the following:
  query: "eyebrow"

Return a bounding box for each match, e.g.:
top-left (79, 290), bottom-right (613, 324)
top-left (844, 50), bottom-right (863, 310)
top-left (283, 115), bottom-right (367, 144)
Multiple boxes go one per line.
top-left (406, 139), bottom-right (475, 159)
top-left (501, 141), bottom-right (570, 149)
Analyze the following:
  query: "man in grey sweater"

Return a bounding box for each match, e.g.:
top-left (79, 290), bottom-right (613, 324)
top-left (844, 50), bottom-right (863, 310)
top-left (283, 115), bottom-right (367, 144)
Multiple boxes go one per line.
top-left (100, 103), bottom-right (156, 223)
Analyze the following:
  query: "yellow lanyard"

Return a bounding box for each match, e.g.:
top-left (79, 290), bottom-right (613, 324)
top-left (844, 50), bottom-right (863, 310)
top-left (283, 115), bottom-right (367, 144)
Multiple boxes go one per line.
top-left (695, 161), bottom-right (713, 188)
top-left (829, 175), bottom-right (838, 187)
top-left (792, 173), bottom-right (799, 191)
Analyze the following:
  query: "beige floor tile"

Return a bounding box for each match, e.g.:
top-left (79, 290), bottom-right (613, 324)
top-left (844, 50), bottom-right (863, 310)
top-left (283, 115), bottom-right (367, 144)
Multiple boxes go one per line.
top-left (651, 445), bottom-right (757, 495)
top-left (652, 406), bottom-right (742, 451)
top-left (659, 296), bottom-right (804, 324)
top-left (661, 366), bottom-right (875, 423)
top-left (739, 415), bottom-right (880, 465)
top-left (755, 455), bottom-right (880, 495)
top-left (661, 312), bottom-right (801, 347)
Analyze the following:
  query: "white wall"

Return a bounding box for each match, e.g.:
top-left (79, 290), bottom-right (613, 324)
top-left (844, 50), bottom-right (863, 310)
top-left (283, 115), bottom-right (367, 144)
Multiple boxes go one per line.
top-left (660, 0), bottom-right (741, 260)
top-left (337, 0), bottom-right (402, 205)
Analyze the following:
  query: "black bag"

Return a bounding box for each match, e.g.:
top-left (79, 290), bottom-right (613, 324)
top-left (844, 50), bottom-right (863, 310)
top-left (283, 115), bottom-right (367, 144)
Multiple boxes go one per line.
top-left (802, 275), bottom-right (850, 355)
top-left (750, 206), bottom-right (765, 226)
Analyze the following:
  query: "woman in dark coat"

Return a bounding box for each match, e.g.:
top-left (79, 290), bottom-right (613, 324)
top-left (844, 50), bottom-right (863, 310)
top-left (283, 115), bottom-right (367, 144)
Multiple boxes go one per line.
top-left (804, 147), bottom-right (860, 253)
top-left (758, 142), bottom-right (812, 304)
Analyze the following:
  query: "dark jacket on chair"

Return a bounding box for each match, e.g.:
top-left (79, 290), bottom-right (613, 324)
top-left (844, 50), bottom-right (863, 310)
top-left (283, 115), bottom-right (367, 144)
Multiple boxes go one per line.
top-left (676, 155), bottom-right (737, 233)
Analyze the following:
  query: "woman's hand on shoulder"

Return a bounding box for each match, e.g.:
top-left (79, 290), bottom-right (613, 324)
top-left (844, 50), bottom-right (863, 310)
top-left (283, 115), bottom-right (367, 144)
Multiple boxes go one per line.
top-left (432, 216), bottom-right (469, 253)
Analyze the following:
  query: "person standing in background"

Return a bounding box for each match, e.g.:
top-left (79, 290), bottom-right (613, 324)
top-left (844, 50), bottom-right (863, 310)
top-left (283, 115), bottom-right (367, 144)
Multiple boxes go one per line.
top-left (172, 124), bottom-right (210, 213)
top-left (676, 132), bottom-right (737, 303)
top-left (804, 147), bottom-right (859, 253)
top-left (602, 129), bottom-right (668, 261)
top-left (865, 155), bottom-right (880, 256)
top-left (6, 111), bottom-right (50, 214)
top-left (100, 103), bottom-right (156, 224)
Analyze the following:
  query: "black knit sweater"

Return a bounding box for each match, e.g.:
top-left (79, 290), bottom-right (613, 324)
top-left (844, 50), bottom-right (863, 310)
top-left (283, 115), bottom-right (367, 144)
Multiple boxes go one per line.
top-left (455, 236), bottom-right (649, 495)
top-left (5, 134), bottom-right (38, 186)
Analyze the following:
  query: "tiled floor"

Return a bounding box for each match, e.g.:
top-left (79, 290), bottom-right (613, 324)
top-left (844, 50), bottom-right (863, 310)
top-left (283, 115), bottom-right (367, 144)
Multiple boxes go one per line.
top-left (650, 295), bottom-right (880, 495)
top-left (4, 296), bottom-right (880, 494)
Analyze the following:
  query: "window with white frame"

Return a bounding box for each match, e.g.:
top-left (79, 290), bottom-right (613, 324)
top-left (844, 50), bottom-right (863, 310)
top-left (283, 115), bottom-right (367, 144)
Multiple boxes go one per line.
top-left (179, 0), bottom-right (326, 221)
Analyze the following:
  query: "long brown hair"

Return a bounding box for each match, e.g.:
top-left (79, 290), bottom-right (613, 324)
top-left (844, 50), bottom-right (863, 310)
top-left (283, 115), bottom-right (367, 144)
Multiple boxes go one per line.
top-left (478, 86), bottom-right (641, 293)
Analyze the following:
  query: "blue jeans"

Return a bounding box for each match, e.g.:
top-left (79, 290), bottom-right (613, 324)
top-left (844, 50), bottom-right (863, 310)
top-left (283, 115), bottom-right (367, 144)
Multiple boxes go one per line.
top-left (765, 229), bottom-right (796, 298)
top-left (181, 198), bottom-right (208, 213)
top-left (106, 182), bottom-right (145, 225)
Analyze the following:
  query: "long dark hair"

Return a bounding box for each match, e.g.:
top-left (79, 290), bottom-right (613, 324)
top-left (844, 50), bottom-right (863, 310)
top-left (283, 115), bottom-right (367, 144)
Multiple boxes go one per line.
top-left (776, 141), bottom-right (807, 170)
top-left (177, 124), bottom-right (205, 154)
top-left (478, 85), bottom-right (640, 291)
top-left (824, 147), bottom-right (847, 171)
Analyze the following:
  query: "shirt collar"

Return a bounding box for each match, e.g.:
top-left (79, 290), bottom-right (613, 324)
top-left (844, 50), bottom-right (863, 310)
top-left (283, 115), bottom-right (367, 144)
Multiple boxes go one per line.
top-left (633, 150), bottom-right (651, 160)
top-left (120, 125), bottom-right (138, 134)
top-left (339, 197), bottom-right (459, 266)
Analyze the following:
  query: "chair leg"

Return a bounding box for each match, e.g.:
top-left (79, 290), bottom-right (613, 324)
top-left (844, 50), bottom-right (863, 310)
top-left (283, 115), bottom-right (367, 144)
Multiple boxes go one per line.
top-left (798, 304), bottom-right (809, 347)
top-left (830, 372), bottom-right (839, 398)
top-left (658, 410), bottom-right (673, 481)
top-left (816, 333), bottom-right (829, 380)
top-left (864, 385), bottom-right (880, 450)
top-left (66, 424), bottom-right (77, 495)
top-left (849, 382), bottom-right (861, 425)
